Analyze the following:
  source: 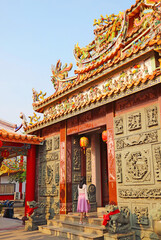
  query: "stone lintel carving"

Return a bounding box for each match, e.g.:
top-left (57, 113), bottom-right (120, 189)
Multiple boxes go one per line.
top-left (116, 130), bottom-right (158, 150)
top-left (118, 188), bottom-right (161, 198)
top-left (128, 112), bottom-right (141, 131)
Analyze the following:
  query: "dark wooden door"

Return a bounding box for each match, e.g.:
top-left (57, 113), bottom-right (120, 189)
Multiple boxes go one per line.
top-left (100, 137), bottom-right (109, 206)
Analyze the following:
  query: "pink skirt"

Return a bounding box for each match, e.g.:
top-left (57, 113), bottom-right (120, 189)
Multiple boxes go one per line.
top-left (77, 193), bottom-right (90, 213)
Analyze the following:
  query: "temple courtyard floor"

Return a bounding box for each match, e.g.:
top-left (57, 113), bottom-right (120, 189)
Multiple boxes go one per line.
top-left (0, 217), bottom-right (66, 240)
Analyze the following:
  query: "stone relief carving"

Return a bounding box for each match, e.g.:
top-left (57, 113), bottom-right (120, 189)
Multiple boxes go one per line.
top-left (55, 162), bottom-right (59, 186)
top-left (116, 153), bottom-right (122, 183)
top-left (146, 106), bottom-right (158, 127)
top-left (118, 188), bottom-right (161, 198)
top-left (46, 139), bottom-right (52, 151)
top-left (53, 136), bottom-right (60, 150)
top-left (133, 206), bottom-right (149, 225)
top-left (86, 173), bottom-right (92, 184)
top-left (153, 145), bottom-right (161, 181)
top-left (46, 152), bottom-right (59, 161)
top-left (73, 148), bottom-right (81, 171)
top-left (116, 130), bottom-right (158, 150)
top-left (73, 172), bottom-right (81, 183)
top-left (128, 112), bottom-right (141, 131)
top-left (88, 184), bottom-right (96, 203)
top-left (72, 184), bottom-right (78, 201)
top-left (114, 117), bottom-right (124, 135)
top-left (86, 148), bottom-right (91, 171)
top-left (126, 151), bottom-right (148, 182)
top-left (39, 185), bottom-right (58, 197)
top-left (46, 165), bottom-right (53, 184)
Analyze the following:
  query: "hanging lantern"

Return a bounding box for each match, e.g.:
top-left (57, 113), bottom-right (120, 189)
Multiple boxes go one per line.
top-left (0, 140), bottom-right (3, 148)
top-left (1, 149), bottom-right (9, 159)
top-left (102, 130), bottom-right (107, 143)
top-left (80, 137), bottom-right (89, 154)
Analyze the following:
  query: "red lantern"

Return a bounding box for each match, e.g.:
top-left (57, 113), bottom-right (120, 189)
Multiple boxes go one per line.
top-left (80, 137), bottom-right (89, 153)
top-left (0, 140), bottom-right (3, 148)
top-left (1, 149), bottom-right (9, 158)
top-left (102, 130), bottom-right (107, 143)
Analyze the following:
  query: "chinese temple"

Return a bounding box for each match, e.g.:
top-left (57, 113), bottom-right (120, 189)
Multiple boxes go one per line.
top-left (22, 0), bottom-right (161, 237)
top-left (0, 119), bottom-right (44, 214)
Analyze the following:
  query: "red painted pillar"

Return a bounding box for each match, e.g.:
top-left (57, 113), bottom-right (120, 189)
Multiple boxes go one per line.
top-left (19, 156), bottom-right (23, 199)
top-left (25, 145), bottom-right (36, 215)
top-left (106, 104), bottom-right (117, 205)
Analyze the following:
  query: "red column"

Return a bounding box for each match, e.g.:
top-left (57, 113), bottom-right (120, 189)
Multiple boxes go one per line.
top-left (25, 145), bottom-right (36, 215)
top-left (19, 156), bottom-right (23, 199)
top-left (106, 104), bottom-right (117, 205)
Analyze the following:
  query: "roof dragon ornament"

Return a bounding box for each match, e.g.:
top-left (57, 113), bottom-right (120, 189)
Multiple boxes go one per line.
top-left (51, 60), bottom-right (73, 92)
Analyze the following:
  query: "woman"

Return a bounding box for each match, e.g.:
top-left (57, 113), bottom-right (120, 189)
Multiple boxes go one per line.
top-left (77, 176), bottom-right (90, 224)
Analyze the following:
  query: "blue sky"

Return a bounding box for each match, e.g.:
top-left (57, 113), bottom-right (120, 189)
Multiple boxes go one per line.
top-left (0, 0), bottom-right (135, 127)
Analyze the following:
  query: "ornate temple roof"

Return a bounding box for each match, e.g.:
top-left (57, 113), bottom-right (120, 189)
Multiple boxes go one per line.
top-left (0, 129), bottom-right (44, 145)
top-left (25, 0), bottom-right (161, 133)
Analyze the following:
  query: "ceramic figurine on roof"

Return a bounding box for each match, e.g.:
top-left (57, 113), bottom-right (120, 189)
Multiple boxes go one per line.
top-left (32, 88), bottom-right (47, 103)
top-left (29, 112), bottom-right (41, 125)
top-left (51, 60), bottom-right (74, 92)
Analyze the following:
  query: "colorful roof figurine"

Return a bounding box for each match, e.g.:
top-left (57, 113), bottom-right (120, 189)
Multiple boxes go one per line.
top-left (24, 0), bottom-right (161, 133)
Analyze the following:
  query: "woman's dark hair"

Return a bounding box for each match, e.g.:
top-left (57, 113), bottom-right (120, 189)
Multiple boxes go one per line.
top-left (79, 176), bottom-right (86, 189)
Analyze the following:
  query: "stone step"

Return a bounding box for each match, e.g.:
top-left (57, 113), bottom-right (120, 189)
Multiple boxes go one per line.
top-left (39, 225), bottom-right (104, 240)
top-left (47, 219), bottom-right (107, 235)
top-left (53, 214), bottom-right (103, 226)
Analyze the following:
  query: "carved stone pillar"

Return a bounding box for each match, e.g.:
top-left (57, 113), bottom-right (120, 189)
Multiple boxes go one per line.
top-left (106, 104), bottom-right (117, 205)
top-left (59, 121), bottom-right (67, 214)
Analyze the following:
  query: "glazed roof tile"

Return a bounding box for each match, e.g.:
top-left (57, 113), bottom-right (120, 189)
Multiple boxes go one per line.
top-left (0, 129), bottom-right (44, 144)
top-left (25, 68), bottom-right (161, 132)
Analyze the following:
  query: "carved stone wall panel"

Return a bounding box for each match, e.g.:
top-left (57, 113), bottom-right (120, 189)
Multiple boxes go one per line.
top-left (86, 173), bottom-right (92, 184)
top-left (127, 112), bottom-right (142, 132)
top-left (132, 204), bottom-right (150, 227)
top-left (46, 151), bottom-right (60, 162)
top-left (72, 172), bottom-right (81, 183)
top-left (86, 148), bottom-right (91, 171)
top-left (122, 145), bottom-right (154, 185)
top-left (114, 116), bottom-right (124, 136)
top-left (38, 134), bottom-right (60, 214)
top-left (53, 135), bottom-right (60, 150)
top-left (115, 130), bottom-right (158, 151)
top-left (146, 105), bottom-right (159, 128)
top-left (152, 143), bottom-right (161, 182)
top-left (46, 138), bottom-right (52, 151)
top-left (115, 152), bottom-right (122, 183)
top-left (118, 187), bottom-right (161, 198)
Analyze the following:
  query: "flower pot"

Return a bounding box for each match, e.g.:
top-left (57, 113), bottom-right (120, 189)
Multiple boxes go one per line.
top-left (153, 220), bottom-right (161, 236)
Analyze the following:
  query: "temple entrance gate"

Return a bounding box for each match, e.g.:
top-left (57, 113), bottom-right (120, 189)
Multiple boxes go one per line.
top-left (71, 128), bottom-right (109, 212)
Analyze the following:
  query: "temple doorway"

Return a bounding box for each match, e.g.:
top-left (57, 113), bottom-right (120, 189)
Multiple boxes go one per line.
top-left (71, 127), bottom-right (109, 211)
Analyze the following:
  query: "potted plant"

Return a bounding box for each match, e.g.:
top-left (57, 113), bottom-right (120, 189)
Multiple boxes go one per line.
top-left (150, 204), bottom-right (161, 237)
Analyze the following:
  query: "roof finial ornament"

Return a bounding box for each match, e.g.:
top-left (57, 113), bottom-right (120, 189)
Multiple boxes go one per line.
top-left (51, 59), bottom-right (73, 92)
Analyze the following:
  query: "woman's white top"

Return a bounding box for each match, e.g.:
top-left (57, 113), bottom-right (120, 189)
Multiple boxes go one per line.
top-left (78, 184), bottom-right (88, 200)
